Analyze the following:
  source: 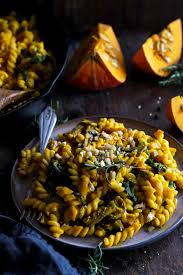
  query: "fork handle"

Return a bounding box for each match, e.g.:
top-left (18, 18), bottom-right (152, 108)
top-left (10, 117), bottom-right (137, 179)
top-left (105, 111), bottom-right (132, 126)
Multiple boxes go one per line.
top-left (39, 106), bottom-right (57, 154)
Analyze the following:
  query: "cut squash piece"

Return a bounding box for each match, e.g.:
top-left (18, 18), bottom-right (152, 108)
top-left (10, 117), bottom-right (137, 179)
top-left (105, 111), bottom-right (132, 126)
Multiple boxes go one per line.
top-left (166, 95), bottom-right (183, 132)
top-left (132, 19), bottom-right (182, 77)
top-left (65, 23), bottom-right (126, 90)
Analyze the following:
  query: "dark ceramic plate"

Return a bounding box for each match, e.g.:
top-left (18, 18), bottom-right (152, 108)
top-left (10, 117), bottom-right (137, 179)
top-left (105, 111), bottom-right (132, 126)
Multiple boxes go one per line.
top-left (11, 116), bottom-right (183, 250)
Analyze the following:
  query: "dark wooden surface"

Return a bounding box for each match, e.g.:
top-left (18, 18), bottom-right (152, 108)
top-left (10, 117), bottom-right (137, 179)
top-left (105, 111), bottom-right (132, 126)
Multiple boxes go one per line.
top-left (1, 27), bottom-right (183, 275)
top-left (53, 0), bottom-right (183, 31)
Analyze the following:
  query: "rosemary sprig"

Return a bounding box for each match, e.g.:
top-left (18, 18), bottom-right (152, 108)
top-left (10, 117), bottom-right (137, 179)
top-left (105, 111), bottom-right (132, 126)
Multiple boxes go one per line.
top-left (159, 63), bottom-right (183, 87)
top-left (86, 242), bottom-right (109, 275)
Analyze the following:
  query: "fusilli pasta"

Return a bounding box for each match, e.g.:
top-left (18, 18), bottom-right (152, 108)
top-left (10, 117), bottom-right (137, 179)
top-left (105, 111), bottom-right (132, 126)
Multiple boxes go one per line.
top-left (18, 118), bottom-right (183, 247)
top-left (0, 11), bottom-right (56, 95)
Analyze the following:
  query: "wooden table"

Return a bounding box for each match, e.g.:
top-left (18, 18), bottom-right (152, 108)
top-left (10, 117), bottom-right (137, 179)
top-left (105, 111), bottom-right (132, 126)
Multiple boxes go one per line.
top-left (1, 28), bottom-right (183, 275)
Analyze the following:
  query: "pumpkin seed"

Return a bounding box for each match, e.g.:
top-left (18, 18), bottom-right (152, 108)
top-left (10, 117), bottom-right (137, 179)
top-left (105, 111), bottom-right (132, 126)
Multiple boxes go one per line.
top-left (156, 41), bottom-right (161, 52)
top-left (105, 42), bottom-right (113, 49)
top-left (165, 44), bottom-right (173, 52)
top-left (160, 37), bottom-right (167, 44)
top-left (160, 29), bottom-right (174, 43)
top-left (165, 29), bottom-right (174, 42)
top-left (102, 52), bottom-right (110, 61)
top-left (100, 33), bottom-right (110, 42)
top-left (110, 51), bottom-right (117, 59)
top-left (160, 43), bottom-right (166, 53)
top-left (162, 56), bottom-right (171, 63)
top-left (111, 58), bottom-right (119, 68)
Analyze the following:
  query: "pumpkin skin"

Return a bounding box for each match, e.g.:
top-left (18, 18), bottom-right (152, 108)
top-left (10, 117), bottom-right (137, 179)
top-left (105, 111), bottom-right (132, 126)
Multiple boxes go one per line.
top-left (132, 19), bottom-right (182, 77)
top-left (66, 23), bottom-right (126, 90)
top-left (166, 95), bottom-right (183, 132)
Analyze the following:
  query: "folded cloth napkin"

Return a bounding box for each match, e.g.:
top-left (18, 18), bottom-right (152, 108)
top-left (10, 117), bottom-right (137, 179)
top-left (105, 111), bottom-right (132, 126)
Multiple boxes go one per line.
top-left (0, 215), bottom-right (80, 275)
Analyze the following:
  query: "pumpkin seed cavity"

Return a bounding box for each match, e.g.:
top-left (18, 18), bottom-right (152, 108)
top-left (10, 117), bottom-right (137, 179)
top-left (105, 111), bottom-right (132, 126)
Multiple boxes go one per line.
top-left (152, 27), bottom-right (174, 63)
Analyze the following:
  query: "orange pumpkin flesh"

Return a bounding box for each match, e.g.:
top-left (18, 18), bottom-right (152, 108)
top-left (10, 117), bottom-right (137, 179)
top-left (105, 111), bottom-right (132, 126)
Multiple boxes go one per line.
top-left (166, 95), bottom-right (183, 132)
top-left (66, 23), bottom-right (126, 90)
top-left (132, 19), bottom-right (182, 77)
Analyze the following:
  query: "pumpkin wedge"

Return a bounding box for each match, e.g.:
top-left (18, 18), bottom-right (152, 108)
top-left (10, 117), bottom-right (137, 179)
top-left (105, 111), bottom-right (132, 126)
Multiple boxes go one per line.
top-left (132, 19), bottom-right (182, 77)
top-left (166, 95), bottom-right (183, 132)
top-left (66, 23), bottom-right (126, 90)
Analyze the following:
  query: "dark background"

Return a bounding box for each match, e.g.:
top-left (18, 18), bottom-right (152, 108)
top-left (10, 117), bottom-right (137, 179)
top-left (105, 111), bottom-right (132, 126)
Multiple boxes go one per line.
top-left (1, 1), bottom-right (183, 274)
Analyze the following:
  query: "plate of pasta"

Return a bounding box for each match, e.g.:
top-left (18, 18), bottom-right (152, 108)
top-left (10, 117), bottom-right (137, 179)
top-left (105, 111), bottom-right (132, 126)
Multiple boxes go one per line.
top-left (11, 117), bottom-right (183, 249)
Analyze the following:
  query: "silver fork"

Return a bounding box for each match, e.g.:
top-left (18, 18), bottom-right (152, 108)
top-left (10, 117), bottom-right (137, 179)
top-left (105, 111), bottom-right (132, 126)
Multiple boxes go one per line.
top-left (20, 106), bottom-right (57, 221)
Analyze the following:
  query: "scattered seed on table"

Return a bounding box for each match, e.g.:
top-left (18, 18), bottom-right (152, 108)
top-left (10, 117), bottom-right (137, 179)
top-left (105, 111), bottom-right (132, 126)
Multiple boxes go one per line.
top-left (157, 100), bottom-right (160, 104)
top-left (138, 105), bottom-right (142, 109)
top-left (158, 96), bottom-right (162, 100)
top-left (149, 113), bottom-right (153, 117)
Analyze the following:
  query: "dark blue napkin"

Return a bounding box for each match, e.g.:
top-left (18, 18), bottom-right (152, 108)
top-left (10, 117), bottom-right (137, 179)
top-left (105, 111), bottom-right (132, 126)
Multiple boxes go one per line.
top-left (0, 215), bottom-right (80, 275)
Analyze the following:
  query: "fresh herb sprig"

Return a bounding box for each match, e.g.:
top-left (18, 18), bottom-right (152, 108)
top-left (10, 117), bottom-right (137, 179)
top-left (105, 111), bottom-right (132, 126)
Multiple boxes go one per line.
top-left (84, 160), bottom-right (149, 184)
top-left (86, 242), bottom-right (109, 275)
top-left (84, 161), bottom-right (125, 183)
top-left (47, 159), bottom-right (69, 191)
top-left (145, 158), bottom-right (167, 173)
top-left (31, 54), bottom-right (48, 63)
top-left (123, 181), bottom-right (137, 203)
top-left (169, 181), bottom-right (176, 189)
top-left (116, 143), bottom-right (147, 154)
top-left (159, 63), bottom-right (183, 87)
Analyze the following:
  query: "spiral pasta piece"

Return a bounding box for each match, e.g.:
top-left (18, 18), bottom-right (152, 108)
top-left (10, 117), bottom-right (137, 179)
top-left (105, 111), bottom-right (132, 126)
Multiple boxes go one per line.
top-left (47, 214), bottom-right (64, 238)
top-left (67, 161), bottom-right (80, 185)
top-left (23, 197), bottom-right (46, 211)
top-left (64, 197), bottom-right (101, 222)
top-left (18, 147), bottom-right (37, 176)
top-left (7, 37), bottom-right (17, 75)
top-left (139, 176), bottom-right (158, 209)
top-left (103, 219), bottom-right (142, 247)
top-left (56, 186), bottom-right (81, 206)
top-left (44, 202), bottom-right (60, 216)
top-left (34, 180), bottom-right (48, 200)
top-left (38, 148), bottom-right (55, 183)
top-left (62, 224), bottom-right (95, 237)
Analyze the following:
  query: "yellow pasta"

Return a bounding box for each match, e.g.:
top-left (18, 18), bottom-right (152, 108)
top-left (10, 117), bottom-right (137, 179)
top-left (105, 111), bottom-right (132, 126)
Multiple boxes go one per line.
top-left (47, 214), bottom-right (64, 238)
top-left (18, 118), bottom-right (183, 248)
top-left (0, 11), bottom-right (55, 95)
